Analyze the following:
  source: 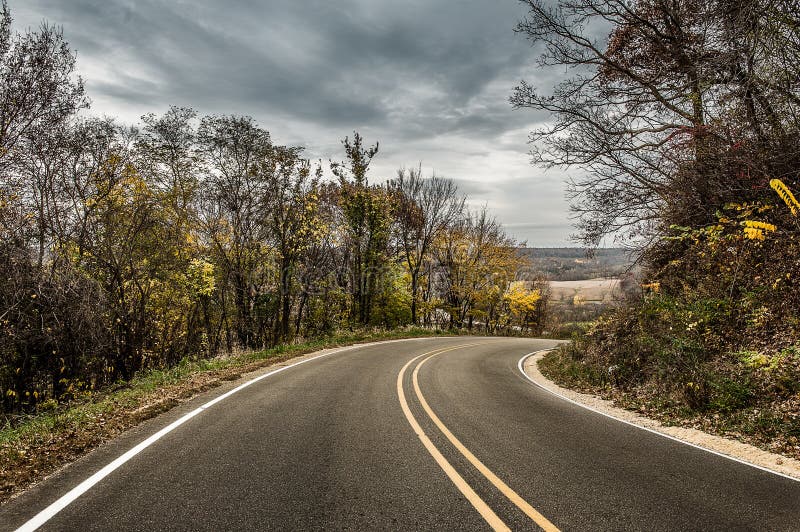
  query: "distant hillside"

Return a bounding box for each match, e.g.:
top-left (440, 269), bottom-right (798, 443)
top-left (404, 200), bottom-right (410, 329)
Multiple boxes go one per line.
top-left (519, 248), bottom-right (637, 281)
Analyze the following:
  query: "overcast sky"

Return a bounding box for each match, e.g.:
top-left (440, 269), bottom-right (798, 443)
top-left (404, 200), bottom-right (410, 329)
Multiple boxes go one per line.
top-left (14, 0), bottom-right (578, 246)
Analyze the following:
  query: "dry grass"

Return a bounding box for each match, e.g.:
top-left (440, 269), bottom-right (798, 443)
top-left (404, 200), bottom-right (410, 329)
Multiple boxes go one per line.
top-left (548, 278), bottom-right (621, 304)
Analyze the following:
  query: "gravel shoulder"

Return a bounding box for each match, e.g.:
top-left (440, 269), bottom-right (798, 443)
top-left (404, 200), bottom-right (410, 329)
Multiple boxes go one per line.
top-left (523, 351), bottom-right (800, 481)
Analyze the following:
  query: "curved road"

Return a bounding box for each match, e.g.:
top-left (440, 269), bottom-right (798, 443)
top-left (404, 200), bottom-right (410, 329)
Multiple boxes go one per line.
top-left (2, 337), bottom-right (799, 530)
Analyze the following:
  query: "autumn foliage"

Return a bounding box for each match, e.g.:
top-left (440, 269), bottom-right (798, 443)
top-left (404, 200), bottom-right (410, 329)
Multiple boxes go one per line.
top-left (517, 0), bottom-right (800, 451)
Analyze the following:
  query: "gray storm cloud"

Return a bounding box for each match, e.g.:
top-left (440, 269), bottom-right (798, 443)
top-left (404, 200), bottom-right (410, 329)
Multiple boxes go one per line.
top-left (14, 0), bottom-right (577, 246)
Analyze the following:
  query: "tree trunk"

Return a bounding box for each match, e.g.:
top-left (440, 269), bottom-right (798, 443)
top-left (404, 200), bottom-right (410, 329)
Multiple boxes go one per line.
top-left (410, 272), bottom-right (419, 325)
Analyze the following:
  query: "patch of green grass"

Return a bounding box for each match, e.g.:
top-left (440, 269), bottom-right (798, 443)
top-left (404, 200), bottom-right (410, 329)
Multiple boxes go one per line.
top-left (538, 344), bottom-right (606, 391)
top-left (1, 327), bottom-right (454, 456)
top-left (707, 375), bottom-right (755, 413)
top-left (543, 321), bottom-right (595, 340)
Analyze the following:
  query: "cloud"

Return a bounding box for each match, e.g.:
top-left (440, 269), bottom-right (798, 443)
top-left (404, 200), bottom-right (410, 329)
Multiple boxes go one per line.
top-left (13, 0), bottom-right (579, 246)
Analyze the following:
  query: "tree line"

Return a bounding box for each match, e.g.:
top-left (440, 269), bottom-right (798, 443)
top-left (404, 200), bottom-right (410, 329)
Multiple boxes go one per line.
top-left (514, 0), bottom-right (800, 418)
top-left (0, 3), bottom-right (546, 415)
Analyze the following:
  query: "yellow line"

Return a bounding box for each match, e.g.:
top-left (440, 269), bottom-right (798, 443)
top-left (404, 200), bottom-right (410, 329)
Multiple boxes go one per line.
top-left (413, 350), bottom-right (561, 532)
top-left (397, 345), bottom-right (511, 532)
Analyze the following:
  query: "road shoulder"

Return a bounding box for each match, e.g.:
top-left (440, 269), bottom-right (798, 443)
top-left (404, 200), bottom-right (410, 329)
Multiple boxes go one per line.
top-left (522, 351), bottom-right (800, 481)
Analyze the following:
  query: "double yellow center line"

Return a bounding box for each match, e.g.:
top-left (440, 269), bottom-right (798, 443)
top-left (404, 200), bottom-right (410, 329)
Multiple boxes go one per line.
top-left (397, 344), bottom-right (559, 532)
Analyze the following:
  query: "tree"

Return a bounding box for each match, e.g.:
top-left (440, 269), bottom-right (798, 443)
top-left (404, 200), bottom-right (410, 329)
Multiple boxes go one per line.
top-left (503, 281), bottom-right (543, 332)
top-left (135, 108), bottom-right (212, 354)
top-left (198, 115), bottom-right (273, 348)
top-left (258, 145), bottom-right (323, 341)
top-left (79, 152), bottom-right (164, 378)
top-left (433, 208), bottom-right (526, 329)
top-left (331, 132), bottom-right (393, 325)
top-left (512, 0), bottom-right (800, 247)
top-left (136, 106), bottom-right (199, 217)
top-left (0, 1), bottom-right (87, 172)
top-left (392, 167), bottom-right (464, 324)
top-left (294, 182), bottom-right (342, 336)
top-left (0, 0), bottom-right (87, 268)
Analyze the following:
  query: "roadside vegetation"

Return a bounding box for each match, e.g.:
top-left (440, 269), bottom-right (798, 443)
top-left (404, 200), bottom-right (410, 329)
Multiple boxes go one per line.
top-left (517, 0), bottom-right (800, 458)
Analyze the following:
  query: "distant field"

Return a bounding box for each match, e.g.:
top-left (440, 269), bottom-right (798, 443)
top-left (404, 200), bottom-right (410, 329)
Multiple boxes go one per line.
top-left (548, 278), bottom-right (621, 305)
top-left (519, 247), bottom-right (636, 281)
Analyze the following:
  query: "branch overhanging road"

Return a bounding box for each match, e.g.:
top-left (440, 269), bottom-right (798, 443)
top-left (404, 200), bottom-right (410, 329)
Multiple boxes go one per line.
top-left (3, 337), bottom-right (799, 531)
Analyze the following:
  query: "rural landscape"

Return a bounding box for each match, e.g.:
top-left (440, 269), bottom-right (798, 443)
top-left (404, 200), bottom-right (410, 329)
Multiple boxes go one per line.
top-left (2, 0), bottom-right (800, 530)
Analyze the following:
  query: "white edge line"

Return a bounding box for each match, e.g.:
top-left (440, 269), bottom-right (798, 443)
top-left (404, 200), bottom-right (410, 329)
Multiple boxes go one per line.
top-left (14, 336), bottom-right (434, 532)
top-left (517, 350), bottom-right (800, 484)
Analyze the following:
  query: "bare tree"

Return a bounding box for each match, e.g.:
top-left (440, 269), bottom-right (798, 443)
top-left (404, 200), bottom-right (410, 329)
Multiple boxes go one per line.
top-left (0, 1), bottom-right (87, 171)
top-left (392, 166), bottom-right (464, 324)
top-left (198, 115), bottom-right (273, 348)
top-left (0, 0), bottom-right (86, 267)
top-left (136, 106), bottom-right (199, 213)
top-left (512, 0), bottom-right (800, 247)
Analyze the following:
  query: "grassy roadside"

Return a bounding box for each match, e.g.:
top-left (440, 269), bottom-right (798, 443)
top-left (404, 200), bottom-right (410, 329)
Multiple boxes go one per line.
top-left (0, 327), bottom-right (458, 503)
top-left (539, 340), bottom-right (800, 462)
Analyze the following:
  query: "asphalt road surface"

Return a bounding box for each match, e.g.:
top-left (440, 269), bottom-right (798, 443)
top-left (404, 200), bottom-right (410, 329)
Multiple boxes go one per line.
top-left (3, 337), bottom-right (799, 531)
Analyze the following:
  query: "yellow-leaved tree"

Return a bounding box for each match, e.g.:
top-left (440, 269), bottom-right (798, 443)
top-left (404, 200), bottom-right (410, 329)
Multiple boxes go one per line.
top-left (504, 281), bottom-right (542, 332)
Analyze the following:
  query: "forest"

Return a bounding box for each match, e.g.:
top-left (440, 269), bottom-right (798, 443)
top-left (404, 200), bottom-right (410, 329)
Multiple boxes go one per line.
top-left (0, 3), bottom-right (547, 418)
top-left (515, 0), bottom-right (800, 454)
